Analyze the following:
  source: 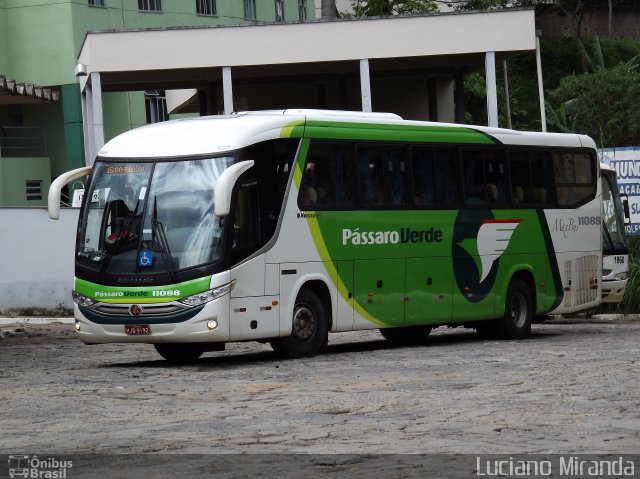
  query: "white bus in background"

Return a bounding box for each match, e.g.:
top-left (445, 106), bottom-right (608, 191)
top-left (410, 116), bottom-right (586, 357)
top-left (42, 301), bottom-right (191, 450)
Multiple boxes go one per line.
top-left (601, 162), bottom-right (630, 303)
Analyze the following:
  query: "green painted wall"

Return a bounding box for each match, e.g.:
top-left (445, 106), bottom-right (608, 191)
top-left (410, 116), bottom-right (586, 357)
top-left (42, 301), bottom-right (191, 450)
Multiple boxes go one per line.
top-left (22, 101), bottom-right (66, 177)
top-left (0, 156), bottom-right (51, 206)
top-left (61, 84), bottom-right (85, 172)
top-left (0, 0), bottom-right (314, 206)
top-left (3, 1), bottom-right (76, 86)
top-left (0, 0), bottom-right (9, 76)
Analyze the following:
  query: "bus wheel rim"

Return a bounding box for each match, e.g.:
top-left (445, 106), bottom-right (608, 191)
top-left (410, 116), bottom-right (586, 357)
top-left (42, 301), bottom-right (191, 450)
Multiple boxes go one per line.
top-left (293, 305), bottom-right (315, 340)
top-left (510, 292), bottom-right (527, 328)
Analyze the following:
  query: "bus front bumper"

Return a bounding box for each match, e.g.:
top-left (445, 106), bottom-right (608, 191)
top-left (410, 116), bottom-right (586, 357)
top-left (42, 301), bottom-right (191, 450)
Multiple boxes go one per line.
top-left (74, 296), bottom-right (230, 344)
top-left (601, 279), bottom-right (626, 304)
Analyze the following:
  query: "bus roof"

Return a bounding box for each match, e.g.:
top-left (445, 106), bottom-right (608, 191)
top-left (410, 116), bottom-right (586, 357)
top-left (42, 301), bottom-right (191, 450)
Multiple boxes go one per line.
top-left (97, 109), bottom-right (595, 159)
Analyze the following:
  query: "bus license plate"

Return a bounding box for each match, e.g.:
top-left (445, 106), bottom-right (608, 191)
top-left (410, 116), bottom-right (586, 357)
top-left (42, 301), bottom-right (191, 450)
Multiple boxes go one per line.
top-left (125, 324), bottom-right (151, 335)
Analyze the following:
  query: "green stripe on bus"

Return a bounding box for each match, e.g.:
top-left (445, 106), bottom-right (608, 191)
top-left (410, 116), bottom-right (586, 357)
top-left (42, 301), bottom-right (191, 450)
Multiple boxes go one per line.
top-left (74, 276), bottom-right (211, 304)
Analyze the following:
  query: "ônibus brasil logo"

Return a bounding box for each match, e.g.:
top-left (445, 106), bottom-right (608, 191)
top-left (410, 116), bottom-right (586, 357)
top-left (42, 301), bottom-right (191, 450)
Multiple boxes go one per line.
top-left (8, 455), bottom-right (73, 478)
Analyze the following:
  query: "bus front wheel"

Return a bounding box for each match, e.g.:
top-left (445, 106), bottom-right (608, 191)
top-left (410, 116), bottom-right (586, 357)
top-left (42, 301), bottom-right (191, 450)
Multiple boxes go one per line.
top-left (499, 278), bottom-right (532, 339)
top-left (154, 343), bottom-right (205, 363)
top-left (270, 288), bottom-right (328, 358)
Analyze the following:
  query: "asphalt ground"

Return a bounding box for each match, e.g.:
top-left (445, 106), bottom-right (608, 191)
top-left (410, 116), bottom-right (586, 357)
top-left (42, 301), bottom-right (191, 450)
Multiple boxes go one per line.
top-left (1, 316), bottom-right (639, 477)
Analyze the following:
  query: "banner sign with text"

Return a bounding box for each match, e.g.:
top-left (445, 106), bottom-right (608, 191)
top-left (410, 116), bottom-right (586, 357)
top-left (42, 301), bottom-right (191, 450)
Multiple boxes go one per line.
top-left (599, 146), bottom-right (640, 235)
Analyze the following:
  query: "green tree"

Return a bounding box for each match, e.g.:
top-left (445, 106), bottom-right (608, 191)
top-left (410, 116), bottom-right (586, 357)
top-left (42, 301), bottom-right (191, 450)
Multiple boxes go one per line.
top-left (350, 0), bottom-right (438, 16)
top-left (548, 64), bottom-right (640, 147)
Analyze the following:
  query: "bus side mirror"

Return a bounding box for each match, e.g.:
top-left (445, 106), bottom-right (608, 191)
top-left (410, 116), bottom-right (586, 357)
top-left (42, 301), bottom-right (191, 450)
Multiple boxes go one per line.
top-left (48, 166), bottom-right (92, 220)
top-left (214, 160), bottom-right (255, 217)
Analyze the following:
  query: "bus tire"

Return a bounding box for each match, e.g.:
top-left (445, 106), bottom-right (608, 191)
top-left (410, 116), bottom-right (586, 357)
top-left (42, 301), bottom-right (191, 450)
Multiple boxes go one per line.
top-left (379, 326), bottom-right (431, 343)
top-left (154, 343), bottom-right (205, 363)
top-left (270, 288), bottom-right (328, 358)
top-left (499, 278), bottom-right (532, 339)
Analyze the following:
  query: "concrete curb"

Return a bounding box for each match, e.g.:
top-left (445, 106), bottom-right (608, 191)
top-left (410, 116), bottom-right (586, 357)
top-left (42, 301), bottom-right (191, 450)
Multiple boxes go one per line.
top-left (0, 317), bottom-right (74, 326)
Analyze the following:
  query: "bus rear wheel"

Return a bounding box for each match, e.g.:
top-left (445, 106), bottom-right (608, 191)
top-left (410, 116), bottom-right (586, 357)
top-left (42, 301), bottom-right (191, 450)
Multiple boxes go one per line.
top-left (499, 278), bottom-right (532, 339)
top-left (270, 288), bottom-right (328, 358)
top-left (379, 326), bottom-right (431, 343)
top-left (154, 343), bottom-right (205, 363)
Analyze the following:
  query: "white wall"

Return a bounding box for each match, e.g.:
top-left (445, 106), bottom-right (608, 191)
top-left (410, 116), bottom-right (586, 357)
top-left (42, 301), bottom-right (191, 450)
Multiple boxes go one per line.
top-left (0, 207), bottom-right (78, 316)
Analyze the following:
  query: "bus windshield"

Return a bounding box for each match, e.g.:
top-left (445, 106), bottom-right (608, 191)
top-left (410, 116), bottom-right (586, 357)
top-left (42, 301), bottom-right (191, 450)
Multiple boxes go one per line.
top-left (601, 169), bottom-right (627, 252)
top-left (77, 156), bottom-right (235, 275)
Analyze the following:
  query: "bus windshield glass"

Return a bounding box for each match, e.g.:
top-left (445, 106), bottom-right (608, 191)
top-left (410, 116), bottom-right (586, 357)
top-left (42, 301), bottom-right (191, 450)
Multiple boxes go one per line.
top-left (601, 170), bottom-right (627, 252)
top-left (76, 156), bottom-right (235, 275)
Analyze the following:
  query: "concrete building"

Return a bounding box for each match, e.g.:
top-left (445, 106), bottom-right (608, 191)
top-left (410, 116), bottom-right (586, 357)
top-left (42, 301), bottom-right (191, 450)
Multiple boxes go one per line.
top-left (77, 8), bottom-right (539, 166)
top-left (0, 0), bottom-right (313, 207)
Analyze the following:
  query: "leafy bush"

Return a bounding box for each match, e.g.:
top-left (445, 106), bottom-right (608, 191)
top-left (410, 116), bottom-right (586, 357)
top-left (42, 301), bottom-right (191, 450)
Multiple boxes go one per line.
top-left (618, 237), bottom-right (640, 314)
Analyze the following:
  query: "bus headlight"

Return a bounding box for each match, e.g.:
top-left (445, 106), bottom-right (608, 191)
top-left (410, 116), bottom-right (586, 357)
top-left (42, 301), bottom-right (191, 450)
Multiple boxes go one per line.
top-left (614, 272), bottom-right (628, 280)
top-left (179, 280), bottom-right (236, 307)
top-left (72, 291), bottom-right (96, 307)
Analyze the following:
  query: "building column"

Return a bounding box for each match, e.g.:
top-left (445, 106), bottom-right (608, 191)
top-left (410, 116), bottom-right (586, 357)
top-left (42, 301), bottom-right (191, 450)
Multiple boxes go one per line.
top-left (222, 66), bottom-right (234, 115)
top-left (359, 59), bottom-right (372, 113)
top-left (454, 69), bottom-right (466, 124)
top-left (535, 31), bottom-right (547, 132)
top-left (485, 51), bottom-right (498, 128)
top-left (80, 87), bottom-right (91, 167)
top-left (90, 72), bottom-right (105, 163)
top-left (503, 60), bottom-right (512, 129)
top-left (84, 82), bottom-right (95, 166)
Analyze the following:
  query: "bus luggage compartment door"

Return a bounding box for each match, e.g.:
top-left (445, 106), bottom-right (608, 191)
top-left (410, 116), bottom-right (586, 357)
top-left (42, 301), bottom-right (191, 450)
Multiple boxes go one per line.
top-left (353, 259), bottom-right (404, 328)
top-left (405, 257), bottom-right (452, 325)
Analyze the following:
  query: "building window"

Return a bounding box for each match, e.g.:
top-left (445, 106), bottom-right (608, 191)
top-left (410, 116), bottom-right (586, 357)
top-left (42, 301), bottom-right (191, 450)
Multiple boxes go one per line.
top-left (88, 0), bottom-right (105, 6)
top-left (275, 0), bottom-right (284, 21)
top-left (244, 0), bottom-right (256, 19)
top-left (26, 180), bottom-right (42, 201)
top-left (298, 0), bottom-right (307, 21)
top-left (196, 0), bottom-right (216, 16)
top-left (145, 91), bottom-right (168, 123)
top-left (138, 0), bottom-right (161, 12)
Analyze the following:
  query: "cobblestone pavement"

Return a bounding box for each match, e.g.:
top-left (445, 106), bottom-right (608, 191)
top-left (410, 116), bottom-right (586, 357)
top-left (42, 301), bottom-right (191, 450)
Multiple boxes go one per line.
top-left (1, 317), bottom-right (639, 456)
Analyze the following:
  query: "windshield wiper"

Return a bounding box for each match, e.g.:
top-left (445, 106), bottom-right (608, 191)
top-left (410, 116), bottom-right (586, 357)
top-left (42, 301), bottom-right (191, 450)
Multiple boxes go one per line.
top-left (151, 195), bottom-right (177, 283)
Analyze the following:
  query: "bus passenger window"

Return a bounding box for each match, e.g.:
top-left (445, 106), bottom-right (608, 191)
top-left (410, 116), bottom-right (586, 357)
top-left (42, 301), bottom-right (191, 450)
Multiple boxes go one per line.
top-left (530, 151), bottom-right (552, 206)
top-left (554, 152), bottom-right (595, 206)
top-left (298, 142), bottom-right (354, 210)
top-left (357, 145), bottom-right (407, 207)
top-left (509, 150), bottom-right (552, 206)
top-left (411, 148), bottom-right (457, 206)
top-left (462, 150), bottom-right (507, 207)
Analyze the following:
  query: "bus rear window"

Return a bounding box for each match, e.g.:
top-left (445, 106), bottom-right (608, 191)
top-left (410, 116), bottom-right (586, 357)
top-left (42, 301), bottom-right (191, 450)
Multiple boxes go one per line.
top-left (554, 152), bottom-right (595, 207)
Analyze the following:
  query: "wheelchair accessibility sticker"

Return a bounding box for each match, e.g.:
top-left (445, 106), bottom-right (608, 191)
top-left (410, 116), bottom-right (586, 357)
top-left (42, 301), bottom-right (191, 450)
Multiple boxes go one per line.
top-left (139, 250), bottom-right (154, 267)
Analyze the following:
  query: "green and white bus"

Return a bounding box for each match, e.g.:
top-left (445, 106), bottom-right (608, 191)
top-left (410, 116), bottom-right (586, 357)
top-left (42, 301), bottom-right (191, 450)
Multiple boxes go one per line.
top-left (49, 109), bottom-right (602, 361)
